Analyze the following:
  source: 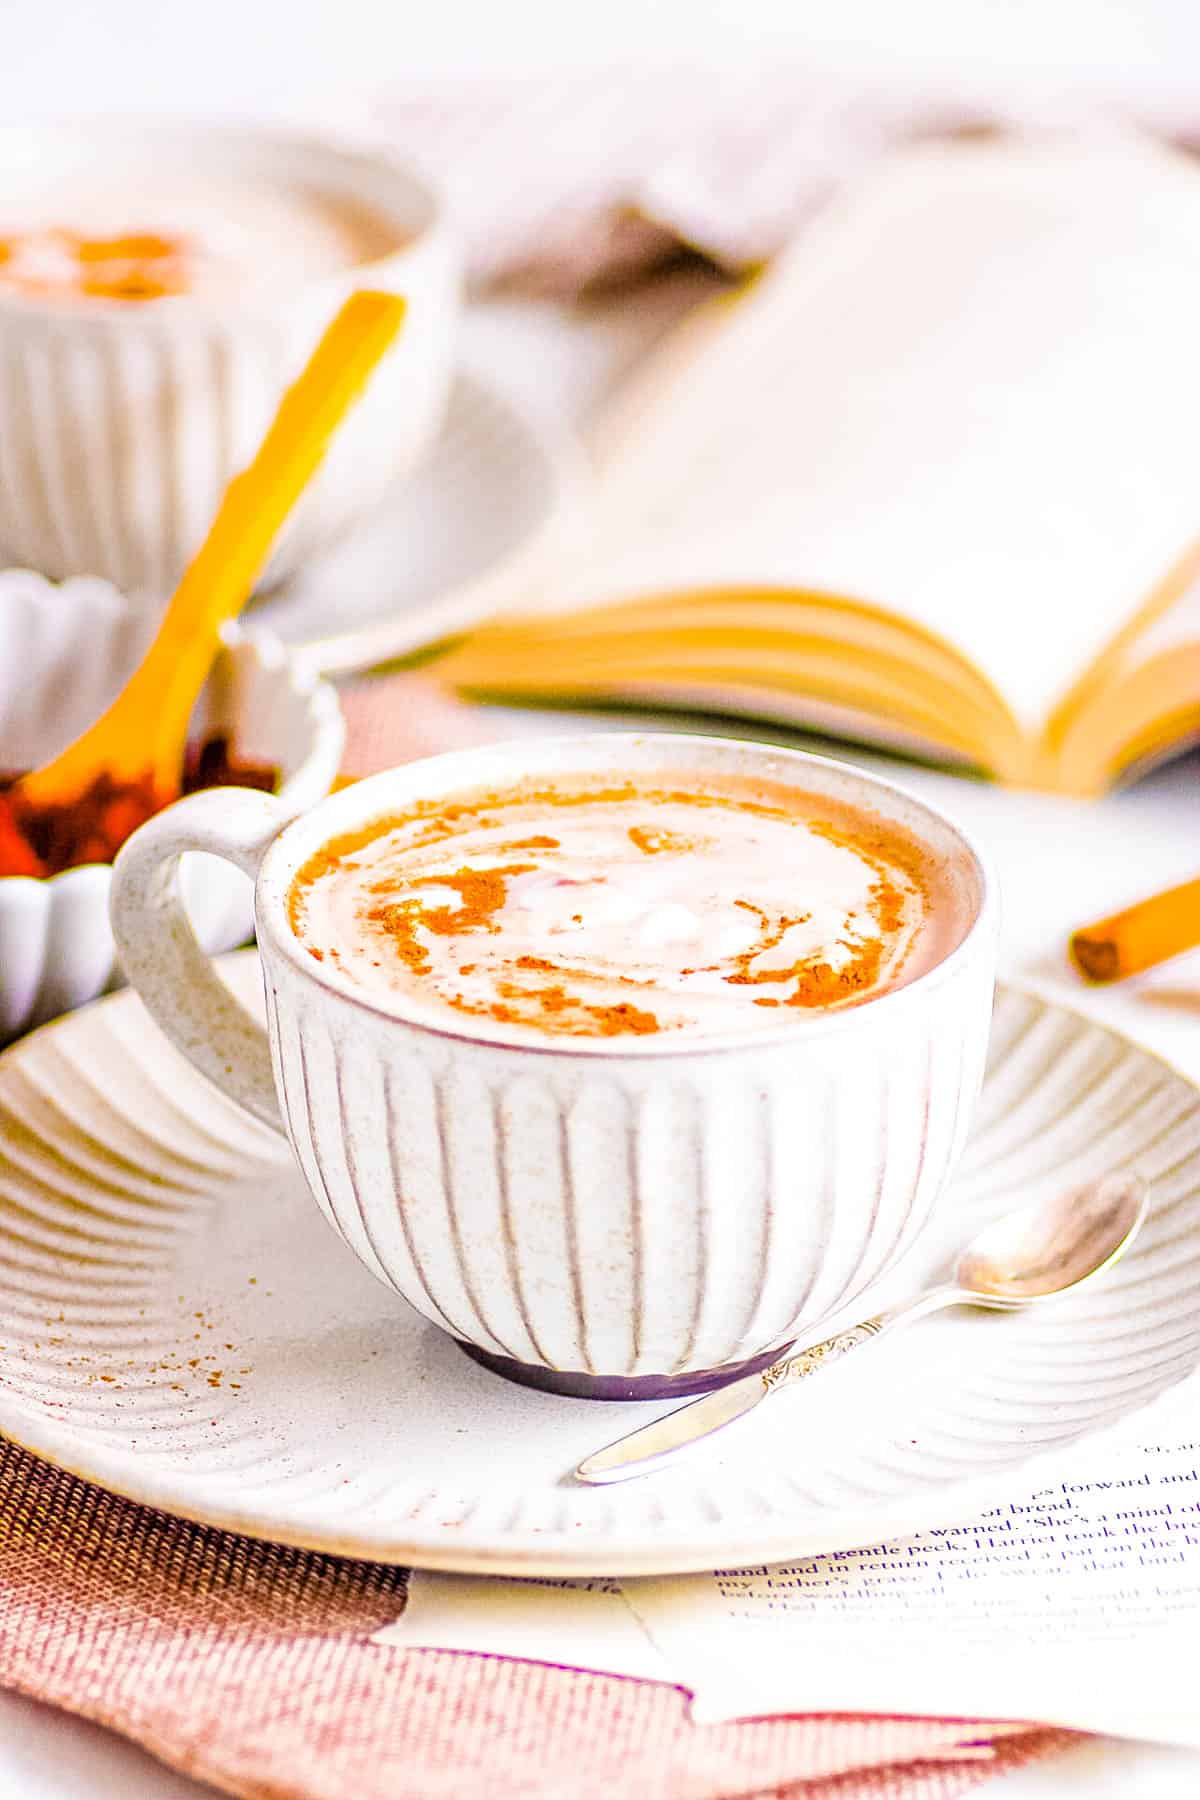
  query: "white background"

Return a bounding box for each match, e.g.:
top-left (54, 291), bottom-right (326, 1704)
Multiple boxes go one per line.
top-left (2, 0), bottom-right (1200, 120)
top-left (3, 2), bottom-right (1200, 1794)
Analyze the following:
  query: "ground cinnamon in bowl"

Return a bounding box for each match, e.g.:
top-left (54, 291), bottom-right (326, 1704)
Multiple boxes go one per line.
top-left (0, 736), bottom-right (278, 880)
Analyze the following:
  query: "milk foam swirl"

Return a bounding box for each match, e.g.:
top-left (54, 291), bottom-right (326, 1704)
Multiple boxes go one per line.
top-left (287, 777), bottom-right (940, 1040)
top-left (0, 177), bottom-right (399, 302)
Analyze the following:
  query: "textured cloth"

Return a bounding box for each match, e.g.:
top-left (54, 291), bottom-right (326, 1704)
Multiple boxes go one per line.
top-left (338, 671), bottom-right (501, 778)
top-left (373, 68), bottom-right (1007, 295)
top-left (372, 68), bottom-right (1190, 296)
top-left (0, 1434), bottom-right (1079, 1799)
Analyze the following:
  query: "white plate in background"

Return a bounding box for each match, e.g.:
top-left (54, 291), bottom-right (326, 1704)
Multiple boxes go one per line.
top-left (251, 367), bottom-right (581, 677)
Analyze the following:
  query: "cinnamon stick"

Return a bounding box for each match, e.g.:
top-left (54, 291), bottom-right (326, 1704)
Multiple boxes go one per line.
top-left (1070, 876), bottom-right (1200, 983)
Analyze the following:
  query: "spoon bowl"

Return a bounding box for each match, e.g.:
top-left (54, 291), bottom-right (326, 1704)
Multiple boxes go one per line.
top-left (954, 1173), bottom-right (1148, 1306)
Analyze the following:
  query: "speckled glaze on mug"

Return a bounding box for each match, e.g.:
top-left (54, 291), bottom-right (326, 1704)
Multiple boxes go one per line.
top-left (111, 734), bottom-right (997, 1399)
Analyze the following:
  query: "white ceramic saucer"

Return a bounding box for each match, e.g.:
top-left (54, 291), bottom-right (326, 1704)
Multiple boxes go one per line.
top-left (250, 368), bottom-right (579, 677)
top-left (1, 953), bottom-right (1198, 1577)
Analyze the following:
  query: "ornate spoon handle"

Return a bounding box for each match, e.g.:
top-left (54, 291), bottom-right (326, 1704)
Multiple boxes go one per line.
top-left (575, 1286), bottom-right (967, 1485)
top-left (761, 1283), bottom-right (968, 1393)
top-left (761, 1318), bottom-right (887, 1390)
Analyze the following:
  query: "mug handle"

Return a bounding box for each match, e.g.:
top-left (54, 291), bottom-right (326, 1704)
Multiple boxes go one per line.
top-left (110, 787), bottom-right (291, 1132)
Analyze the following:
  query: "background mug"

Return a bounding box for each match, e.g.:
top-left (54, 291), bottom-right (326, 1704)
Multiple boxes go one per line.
top-left (110, 733), bottom-right (998, 1400)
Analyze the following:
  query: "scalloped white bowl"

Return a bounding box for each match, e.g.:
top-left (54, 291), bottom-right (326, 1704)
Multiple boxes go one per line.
top-left (0, 569), bottom-right (343, 1039)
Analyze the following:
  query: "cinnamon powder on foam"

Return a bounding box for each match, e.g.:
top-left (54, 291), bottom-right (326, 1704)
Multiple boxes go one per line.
top-left (287, 778), bottom-right (941, 1040)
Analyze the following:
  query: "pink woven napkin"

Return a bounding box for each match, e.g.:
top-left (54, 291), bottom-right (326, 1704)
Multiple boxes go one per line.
top-left (339, 671), bottom-right (504, 776)
top-left (0, 1435), bottom-right (1077, 1799)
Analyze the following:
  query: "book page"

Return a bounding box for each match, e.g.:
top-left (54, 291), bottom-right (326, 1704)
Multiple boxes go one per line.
top-left (621, 1377), bottom-right (1200, 1744)
top-left (372, 1571), bottom-right (671, 1684)
top-left (552, 135), bottom-right (1200, 736)
top-left (1123, 565), bottom-right (1200, 659)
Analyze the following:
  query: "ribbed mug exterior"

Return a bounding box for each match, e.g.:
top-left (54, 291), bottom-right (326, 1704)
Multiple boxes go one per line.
top-left (249, 735), bottom-right (998, 1392)
top-left (264, 951), bottom-right (992, 1383)
top-left (0, 124), bottom-right (459, 596)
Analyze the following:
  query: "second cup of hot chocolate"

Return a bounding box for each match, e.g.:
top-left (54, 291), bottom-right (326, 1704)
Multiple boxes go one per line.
top-left (111, 734), bottom-right (997, 1399)
top-left (0, 120), bottom-right (459, 594)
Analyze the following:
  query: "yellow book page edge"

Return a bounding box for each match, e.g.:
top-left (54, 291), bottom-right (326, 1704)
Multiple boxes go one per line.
top-left (1055, 640), bottom-right (1200, 795)
top-left (437, 589), bottom-right (1029, 781)
top-left (1043, 532), bottom-right (1200, 770)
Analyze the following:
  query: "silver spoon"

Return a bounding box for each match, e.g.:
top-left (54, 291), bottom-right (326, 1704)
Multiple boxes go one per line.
top-left (575, 1172), bottom-right (1148, 1486)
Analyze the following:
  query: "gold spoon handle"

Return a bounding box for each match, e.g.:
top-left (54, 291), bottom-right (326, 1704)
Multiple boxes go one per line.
top-left (575, 1287), bottom-right (968, 1485)
top-left (19, 288), bottom-right (406, 807)
top-left (765, 1284), bottom-right (969, 1390)
top-left (762, 1319), bottom-right (888, 1389)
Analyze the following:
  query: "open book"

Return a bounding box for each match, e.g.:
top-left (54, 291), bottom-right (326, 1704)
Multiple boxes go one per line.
top-left (436, 136), bottom-right (1200, 795)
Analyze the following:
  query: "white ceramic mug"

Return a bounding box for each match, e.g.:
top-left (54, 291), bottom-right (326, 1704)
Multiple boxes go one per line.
top-left (0, 121), bottom-right (459, 596)
top-left (110, 734), bottom-right (997, 1400)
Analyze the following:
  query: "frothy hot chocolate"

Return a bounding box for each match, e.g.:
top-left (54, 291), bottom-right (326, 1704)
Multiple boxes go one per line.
top-left (287, 773), bottom-right (965, 1043)
top-left (0, 176), bottom-right (400, 303)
